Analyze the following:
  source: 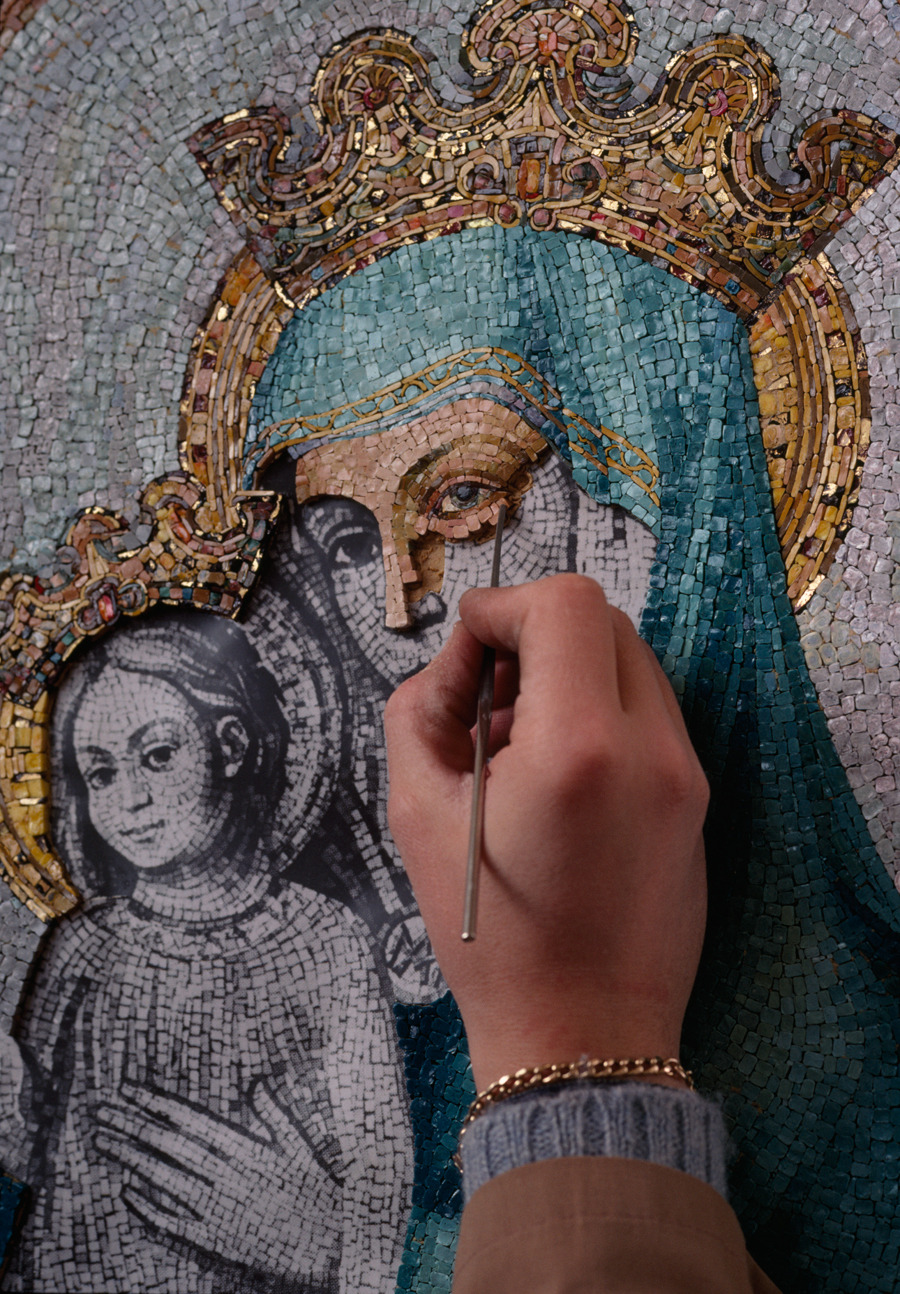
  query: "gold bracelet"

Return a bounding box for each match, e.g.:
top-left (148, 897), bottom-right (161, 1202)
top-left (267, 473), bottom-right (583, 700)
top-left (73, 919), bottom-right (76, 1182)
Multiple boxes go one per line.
top-left (456, 1057), bottom-right (694, 1167)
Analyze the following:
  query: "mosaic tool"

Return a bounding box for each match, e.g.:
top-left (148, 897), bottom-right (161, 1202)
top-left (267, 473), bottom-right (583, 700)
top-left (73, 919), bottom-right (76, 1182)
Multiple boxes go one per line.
top-left (461, 501), bottom-right (507, 943)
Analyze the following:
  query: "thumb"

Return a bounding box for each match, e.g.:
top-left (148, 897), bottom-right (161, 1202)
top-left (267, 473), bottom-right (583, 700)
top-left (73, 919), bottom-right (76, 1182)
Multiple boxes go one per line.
top-left (384, 620), bottom-right (484, 798)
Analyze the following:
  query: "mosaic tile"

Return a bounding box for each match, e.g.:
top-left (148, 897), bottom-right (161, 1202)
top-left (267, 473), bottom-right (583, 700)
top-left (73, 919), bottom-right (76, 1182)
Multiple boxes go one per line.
top-left (0, 1170), bottom-right (27, 1283)
top-left (1, 2), bottom-right (900, 1292)
top-left (0, 0), bottom-right (46, 50)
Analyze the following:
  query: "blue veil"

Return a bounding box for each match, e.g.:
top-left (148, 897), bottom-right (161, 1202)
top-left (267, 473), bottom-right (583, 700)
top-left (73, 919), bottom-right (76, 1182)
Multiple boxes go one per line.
top-left (252, 226), bottom-right (900, 1294)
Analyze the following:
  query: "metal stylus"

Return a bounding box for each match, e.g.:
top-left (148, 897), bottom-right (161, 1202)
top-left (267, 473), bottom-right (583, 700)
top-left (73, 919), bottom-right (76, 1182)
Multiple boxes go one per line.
top-left (461, 502), bottom-right (507, 943)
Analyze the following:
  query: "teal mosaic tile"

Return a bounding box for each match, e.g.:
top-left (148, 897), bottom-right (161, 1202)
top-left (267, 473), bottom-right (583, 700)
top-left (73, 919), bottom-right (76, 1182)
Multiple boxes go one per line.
top-left (0, 1172), bottom-right (26, 1282)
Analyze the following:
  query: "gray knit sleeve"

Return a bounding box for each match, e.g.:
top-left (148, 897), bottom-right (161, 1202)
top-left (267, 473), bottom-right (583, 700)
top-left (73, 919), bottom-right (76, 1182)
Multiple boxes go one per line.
top-left (459, 1083), bottom-right (729, 1202)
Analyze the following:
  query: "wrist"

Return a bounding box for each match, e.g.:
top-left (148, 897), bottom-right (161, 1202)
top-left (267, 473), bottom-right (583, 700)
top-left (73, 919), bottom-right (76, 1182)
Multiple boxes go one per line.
top-left (467, 1029), bottom-right (686, 1094)
top-left (470, 1055), bottom-right (687, 1092)
top-left (460, 1056), bottom-right (694, 1155)
top-left (458, 974), bottom-right (688, 1093)
top-left (458, 1083), bottom-right (728, 1203)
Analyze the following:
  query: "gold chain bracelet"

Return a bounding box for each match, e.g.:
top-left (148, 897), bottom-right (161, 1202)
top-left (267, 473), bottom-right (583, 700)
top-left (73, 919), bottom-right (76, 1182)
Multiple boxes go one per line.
top-left (456, 1056), bottom-right (694, 1167)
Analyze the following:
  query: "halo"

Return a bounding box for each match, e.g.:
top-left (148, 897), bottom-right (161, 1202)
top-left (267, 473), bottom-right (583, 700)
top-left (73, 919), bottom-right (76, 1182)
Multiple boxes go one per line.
top-left (242, 587), bottom-right (342, 872)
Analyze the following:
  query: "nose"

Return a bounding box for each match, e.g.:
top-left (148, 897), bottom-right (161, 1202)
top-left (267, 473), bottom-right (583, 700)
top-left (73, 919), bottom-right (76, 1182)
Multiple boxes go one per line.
top-left (120, 763), bottom-right (152, 812)
top-left (382, 538), bottom-right (417, 630)
top-left (381, 518), bottom-right (446, 631)
top-left (408, 590), bottom-right (449, 631)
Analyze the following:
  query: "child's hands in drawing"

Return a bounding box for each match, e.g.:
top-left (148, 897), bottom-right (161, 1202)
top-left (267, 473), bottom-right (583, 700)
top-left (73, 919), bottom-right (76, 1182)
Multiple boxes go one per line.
top-left (385, 574), bottom-right (709, 1092)
top-left (93, 1079), bottom-right (342, 1281)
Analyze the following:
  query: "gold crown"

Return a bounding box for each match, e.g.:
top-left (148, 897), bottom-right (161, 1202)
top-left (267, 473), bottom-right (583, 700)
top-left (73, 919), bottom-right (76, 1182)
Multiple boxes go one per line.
top-left (189, 0), bottom-right (897, 319)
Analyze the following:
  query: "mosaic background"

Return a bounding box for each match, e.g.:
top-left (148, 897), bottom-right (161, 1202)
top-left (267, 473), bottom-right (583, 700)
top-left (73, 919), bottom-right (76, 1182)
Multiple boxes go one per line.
top-left (1, 0), bottom-right (900, 1290)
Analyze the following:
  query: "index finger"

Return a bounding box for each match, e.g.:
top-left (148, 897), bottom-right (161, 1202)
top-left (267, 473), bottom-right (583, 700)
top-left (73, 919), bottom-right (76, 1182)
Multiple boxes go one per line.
top-left (115, 1084), bottom-right (244, 1149)
top-left (458, 574), bottom-right (622, 724)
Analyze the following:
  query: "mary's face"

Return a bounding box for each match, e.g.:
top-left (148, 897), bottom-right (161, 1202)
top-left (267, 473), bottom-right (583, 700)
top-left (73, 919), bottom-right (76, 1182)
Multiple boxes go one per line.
top-left (73, 669), bottom-right (223, 872)
top-left (294, 398), bottom-right (656, 688)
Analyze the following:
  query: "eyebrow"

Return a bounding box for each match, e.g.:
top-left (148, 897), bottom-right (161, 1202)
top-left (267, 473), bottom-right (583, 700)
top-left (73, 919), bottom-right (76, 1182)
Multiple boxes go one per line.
top-left (77, 717), bottom-right (182, 761)
top-left (302, 499), bottom-right (377, 543)
top-left (131, 719), bottom-right (182, 745)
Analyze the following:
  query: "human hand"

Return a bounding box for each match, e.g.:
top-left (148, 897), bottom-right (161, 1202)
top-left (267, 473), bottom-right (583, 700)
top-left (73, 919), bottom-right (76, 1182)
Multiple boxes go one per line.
top-left (384, 574), bottom-right (709, 1092)
top-left (94, 1079), bottom-right (342, 1282)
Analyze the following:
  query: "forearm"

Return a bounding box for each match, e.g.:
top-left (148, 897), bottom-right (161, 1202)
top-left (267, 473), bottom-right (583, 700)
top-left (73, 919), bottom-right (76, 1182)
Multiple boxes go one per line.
top-left (454, 1152), bottom-right (781, 1294)
top-left (454, 1081), bottom-right (781, 1292)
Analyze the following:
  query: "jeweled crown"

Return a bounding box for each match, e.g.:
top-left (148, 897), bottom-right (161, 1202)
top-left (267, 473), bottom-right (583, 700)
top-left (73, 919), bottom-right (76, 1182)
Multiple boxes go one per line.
top-left (189, 0), bottom-right (897, 319)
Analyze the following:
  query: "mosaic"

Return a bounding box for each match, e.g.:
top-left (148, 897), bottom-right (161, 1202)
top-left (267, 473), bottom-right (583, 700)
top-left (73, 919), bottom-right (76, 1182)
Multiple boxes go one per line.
top-left (10, 618), bottom-right (412, 1292)
top-left (0, 1), bottom-right (44, 53)
top-left (0, 0), bottom-right (900, 1291)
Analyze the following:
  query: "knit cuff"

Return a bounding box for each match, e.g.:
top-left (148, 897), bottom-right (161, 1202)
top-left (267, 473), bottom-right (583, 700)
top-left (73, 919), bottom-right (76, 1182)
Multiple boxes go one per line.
top-left (460, 1082), bottom-right (729, 1202)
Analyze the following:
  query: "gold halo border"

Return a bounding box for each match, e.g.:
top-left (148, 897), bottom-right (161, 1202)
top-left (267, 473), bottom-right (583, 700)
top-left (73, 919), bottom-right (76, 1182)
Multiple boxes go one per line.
top-left (0, 0), bottom-right (895, 923)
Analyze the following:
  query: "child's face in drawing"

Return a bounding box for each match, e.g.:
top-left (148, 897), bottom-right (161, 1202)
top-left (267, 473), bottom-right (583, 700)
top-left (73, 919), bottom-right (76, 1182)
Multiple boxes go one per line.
top-left (73, 668), bottom-right (247, 872)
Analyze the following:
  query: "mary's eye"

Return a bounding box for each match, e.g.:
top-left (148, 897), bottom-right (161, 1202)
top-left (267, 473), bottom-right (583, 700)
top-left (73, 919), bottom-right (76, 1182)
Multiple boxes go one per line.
top-left (143, 743), bottom-right (177, 772)
top-left (421, 473), bottom-right (510, 542)
top-left (431, 478), bottom-right (498, 519)
top-left (437, 482), bottom-right (493, 514)
top-left (330, 528), bottom-right (381, 568)
top-left (85, 766), bottom-right (115, 791)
